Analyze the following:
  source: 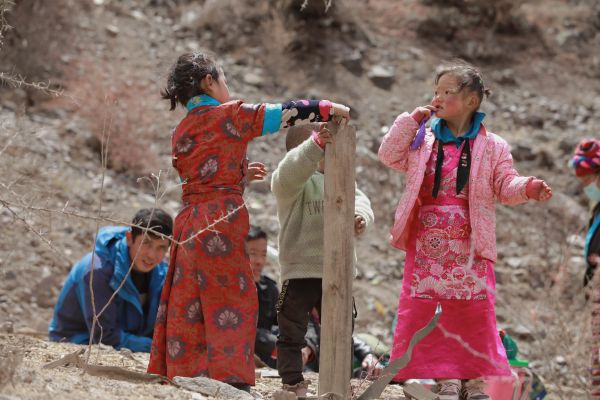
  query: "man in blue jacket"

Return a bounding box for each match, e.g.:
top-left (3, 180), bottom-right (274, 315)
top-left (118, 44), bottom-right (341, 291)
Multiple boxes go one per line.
top-left (49, 208), bottom-right (173, 352)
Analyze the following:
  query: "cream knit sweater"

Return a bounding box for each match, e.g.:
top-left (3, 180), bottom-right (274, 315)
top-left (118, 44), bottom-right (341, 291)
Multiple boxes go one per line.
top-left (271, 138), bottom-right (374, 282)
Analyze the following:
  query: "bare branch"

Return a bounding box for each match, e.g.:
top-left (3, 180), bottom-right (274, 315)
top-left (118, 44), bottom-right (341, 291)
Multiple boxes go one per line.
top-left (0, 71), bottom-right (64, 97)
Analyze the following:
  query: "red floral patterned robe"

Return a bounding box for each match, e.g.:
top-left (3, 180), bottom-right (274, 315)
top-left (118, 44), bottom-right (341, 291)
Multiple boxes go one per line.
top-left (148, 95), bottom-right (331, 384)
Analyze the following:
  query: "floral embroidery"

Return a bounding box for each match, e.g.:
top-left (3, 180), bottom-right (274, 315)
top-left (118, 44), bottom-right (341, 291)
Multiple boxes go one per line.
top-left (221, 118), bottom-right (241, 140)
top-left (167, 337), bottom-right (186, 360)
top-left (224, 198), bottom-right (241, 222)
top-left (185, 299), bottom-right (203, 323)
top-left (175, 132), bottom-right (197, 155)
top-left (213, 307), bottom-right (243, 330)
top-left (412, 205), bottom-right (487, 300)
top-left (156, 302), bottom-right (167, 324)
top-left (196, 269), bottom-right (208, 291)
top-left (422, 212), bottom-right (438, 228)
top-left (183, 228), bottom-right (196, 251)
top-left (237, 272), bottom-right (248, 294)
top-left (173, 264), bottom-right (183, 286)
top-left (201, 233), bottom-right (232, 257)
top-left (198, 155), bottom-right (219, 181)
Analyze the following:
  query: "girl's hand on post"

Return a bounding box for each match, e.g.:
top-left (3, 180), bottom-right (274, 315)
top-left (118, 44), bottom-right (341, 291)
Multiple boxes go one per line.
top-left (410, 105), bottom-right (438, 124)
top-left (331, 102), bottom-right (351, 123)
top-left (526, 179), bottom-right (553, 202)
top-left (247, 162), bottom-right (267, 182)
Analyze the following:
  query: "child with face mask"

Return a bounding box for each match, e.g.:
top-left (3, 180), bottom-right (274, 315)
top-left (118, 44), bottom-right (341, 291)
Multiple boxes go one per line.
top-left (571, 138), bottom-right (600, 400)
top-left (571, 139), bottom-right (600, 286)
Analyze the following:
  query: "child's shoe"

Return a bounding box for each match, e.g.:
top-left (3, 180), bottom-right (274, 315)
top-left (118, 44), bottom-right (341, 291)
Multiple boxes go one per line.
top-left (435, 379), bottom-right (461, 400)
top-left (281, 379), bottom-right (310, 398)
top-left (462, 378), bottom-right (490, 400)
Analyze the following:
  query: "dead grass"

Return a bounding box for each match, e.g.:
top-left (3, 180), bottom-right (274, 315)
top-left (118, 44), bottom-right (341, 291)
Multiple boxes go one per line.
top-left (0, 0), bottom-right (13, 47)
top-left (0, 343), bottom-right (23, 390)
top-left (0, 0), bottom-right (81, 81)
top-left (50, 60), bottom-right (161, 176)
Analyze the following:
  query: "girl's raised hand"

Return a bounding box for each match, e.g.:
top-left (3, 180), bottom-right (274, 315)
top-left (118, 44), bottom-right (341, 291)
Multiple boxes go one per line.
top-left (526, 178), bottom-right (553, 202)
top-left (247, 162), bottom-right (267, 182)
top-left (410, 105), bottom-right (438, 124)
top-left (331, 102), bottom-right (351, 122)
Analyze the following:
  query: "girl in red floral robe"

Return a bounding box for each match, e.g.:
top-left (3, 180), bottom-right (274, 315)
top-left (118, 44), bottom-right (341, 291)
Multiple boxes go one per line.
top-left (147, 52), bottom-right (350, 389)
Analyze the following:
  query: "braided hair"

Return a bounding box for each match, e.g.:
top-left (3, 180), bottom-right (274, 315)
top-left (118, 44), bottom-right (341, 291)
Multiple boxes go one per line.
top-left (161, 52), bottom-right (220, 110)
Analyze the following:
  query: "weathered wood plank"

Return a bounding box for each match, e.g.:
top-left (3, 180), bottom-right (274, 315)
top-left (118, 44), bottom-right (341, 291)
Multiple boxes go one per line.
top-left (318, 121), bottom-right (356, 398)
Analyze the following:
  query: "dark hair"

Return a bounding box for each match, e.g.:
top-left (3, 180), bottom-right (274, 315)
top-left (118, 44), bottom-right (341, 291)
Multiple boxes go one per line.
top-left (435, 60), bottom-right (492, 107)
top-left (247, 225), bottom-right (267, 241)
top-left (162, 52), bottom-right (220, 111)
top-left (131, 208), bottom-right (173, 240)
top-left (285, 123), bottom-right (320, 151)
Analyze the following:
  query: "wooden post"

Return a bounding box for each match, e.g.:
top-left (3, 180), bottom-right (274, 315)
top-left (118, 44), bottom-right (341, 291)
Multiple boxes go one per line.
top-left (318, 121), bottom-right (356, 397)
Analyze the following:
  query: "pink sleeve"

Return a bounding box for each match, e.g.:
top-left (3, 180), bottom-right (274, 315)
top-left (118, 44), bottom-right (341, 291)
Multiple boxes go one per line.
top-left (493, 141), bottom-right (533, 205)
top-left (311, 129), bottom-right (326, 149)
top-left (378, 112), bottom-right (419, 172)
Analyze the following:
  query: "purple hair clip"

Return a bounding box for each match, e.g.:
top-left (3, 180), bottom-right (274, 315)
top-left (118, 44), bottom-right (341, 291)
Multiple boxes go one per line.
top-left (410, 117), bottom-right (429, 150)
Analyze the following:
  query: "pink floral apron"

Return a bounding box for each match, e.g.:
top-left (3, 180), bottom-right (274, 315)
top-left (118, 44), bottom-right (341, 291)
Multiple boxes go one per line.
top-left (391, 140), bottom-right (510, 380)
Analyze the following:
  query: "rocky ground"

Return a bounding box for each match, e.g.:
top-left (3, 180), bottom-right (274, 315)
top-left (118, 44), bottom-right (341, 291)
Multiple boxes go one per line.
top-left (1, 0), bottom-right (599, 398)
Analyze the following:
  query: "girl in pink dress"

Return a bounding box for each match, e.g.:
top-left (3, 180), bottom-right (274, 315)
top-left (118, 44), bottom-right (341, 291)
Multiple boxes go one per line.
top-left (378, 60), bottom-right (552, 400)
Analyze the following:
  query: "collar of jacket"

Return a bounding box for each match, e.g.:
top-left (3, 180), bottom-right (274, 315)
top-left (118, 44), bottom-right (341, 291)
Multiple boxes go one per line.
top-left (186, 94), bottom-right (221, 112)
top-left (430, 111), bottom-right (486, 147)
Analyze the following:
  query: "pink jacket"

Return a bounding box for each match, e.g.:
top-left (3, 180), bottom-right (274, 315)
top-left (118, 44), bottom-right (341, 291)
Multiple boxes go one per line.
top-left (378, 113), bottom-right (533, 262)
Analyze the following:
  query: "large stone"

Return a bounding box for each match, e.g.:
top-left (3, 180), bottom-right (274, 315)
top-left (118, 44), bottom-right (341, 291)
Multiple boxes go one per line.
top-left (367, 65), bottom-right (395, 90)
top-left (172, 376), bottom-right (254, 400)
top-left (243, 71), bottom-right (264, 87)
top-left (340, 51), bottom-right (363, 75)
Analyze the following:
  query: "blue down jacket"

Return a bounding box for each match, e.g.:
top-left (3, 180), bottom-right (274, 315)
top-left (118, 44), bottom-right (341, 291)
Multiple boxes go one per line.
top-left (48, 227), bottom-right (167, 352)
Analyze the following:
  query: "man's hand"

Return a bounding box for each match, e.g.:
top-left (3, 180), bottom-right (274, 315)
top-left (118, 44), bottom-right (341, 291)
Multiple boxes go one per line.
top-left (361, 353), bottom-right (384, 380)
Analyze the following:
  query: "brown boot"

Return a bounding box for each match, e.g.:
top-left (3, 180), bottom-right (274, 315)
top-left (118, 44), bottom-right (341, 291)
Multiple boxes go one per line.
top-left (462, 378), bottom-right (490, 400)
top-left (435, 379), bottom-right (461, 400)
top-left (282, 379), bottom-right (311, 398)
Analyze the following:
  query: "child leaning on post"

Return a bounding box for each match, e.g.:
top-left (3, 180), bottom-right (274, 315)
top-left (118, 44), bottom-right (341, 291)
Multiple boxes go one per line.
top-left (271, 122), bottom-right (376, 397)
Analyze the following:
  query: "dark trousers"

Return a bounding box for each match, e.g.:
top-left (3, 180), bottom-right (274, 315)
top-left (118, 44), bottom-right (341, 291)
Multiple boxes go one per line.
top-left (276, 278), bottom-right (322, 385)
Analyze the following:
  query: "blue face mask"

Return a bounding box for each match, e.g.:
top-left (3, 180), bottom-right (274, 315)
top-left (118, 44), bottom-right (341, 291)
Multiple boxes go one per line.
top-left (584, 182), bottom-right (600, 201)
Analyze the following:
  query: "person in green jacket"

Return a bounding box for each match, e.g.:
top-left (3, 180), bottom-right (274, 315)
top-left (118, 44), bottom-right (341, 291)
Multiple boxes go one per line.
top-left (271, 122), bottom-right (375, 397)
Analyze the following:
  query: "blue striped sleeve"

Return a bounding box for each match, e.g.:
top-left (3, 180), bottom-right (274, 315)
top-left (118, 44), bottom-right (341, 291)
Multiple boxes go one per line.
top-left (262, 103), bottom-right (282, 135)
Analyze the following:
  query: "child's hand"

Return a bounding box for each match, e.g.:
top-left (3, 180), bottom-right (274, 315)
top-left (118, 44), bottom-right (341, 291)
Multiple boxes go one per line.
top-left (355, 215), bottom-right (366, 235)
top-left (361, 354), bottom-right (384, 380)
top-left (331, 102), bottom-right (351, 122)
top-left (410, 105), bottom-right (438, 124)
top-left (301, 346), bottom-right (313, 367)
top-left (526, 178), bottom-right (552, 202)
top-left (312, 123), bottom-right (333, 149)
top-left (247, 162), bottom-right (267, 182)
